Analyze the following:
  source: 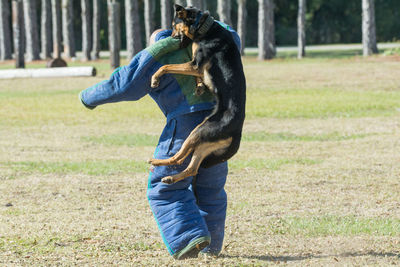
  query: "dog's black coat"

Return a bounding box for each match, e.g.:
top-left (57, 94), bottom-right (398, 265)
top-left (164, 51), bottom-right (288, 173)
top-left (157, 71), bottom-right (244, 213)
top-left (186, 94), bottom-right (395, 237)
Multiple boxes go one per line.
top-left (176, 7), bottom-right (246, 168)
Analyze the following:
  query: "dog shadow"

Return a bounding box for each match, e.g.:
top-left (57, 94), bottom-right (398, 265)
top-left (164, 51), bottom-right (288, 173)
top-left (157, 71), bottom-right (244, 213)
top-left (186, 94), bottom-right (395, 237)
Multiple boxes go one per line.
top-left (219, 251), bottom-right (399, 263)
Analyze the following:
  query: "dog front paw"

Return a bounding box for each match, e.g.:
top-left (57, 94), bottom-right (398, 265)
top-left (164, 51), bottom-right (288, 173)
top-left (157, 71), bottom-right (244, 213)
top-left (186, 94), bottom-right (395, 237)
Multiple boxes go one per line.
top-left (151, 76), bottom-right (160, 88)
top-left (161, 176), bottom-right (175, 184)
top-left (148, 158), bottom-right (162, 166)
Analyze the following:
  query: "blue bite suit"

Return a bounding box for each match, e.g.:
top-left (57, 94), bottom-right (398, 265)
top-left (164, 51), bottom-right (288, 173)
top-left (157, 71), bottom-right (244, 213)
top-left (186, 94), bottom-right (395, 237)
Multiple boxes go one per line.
top-left (80, 26), bottom-right (241, 257)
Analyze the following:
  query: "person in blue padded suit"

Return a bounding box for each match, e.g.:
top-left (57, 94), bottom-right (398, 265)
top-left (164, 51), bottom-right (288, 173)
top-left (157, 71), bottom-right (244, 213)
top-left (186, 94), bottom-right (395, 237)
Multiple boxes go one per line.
top-left (79, 23), bottom-right (241, 259)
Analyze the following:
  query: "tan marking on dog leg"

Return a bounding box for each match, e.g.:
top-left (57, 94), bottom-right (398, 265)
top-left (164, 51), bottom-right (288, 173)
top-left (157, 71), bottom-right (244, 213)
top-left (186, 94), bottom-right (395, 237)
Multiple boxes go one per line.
top-left (151, 61), bottom-right (203, 88)
top-left (148, 128), bottom-right (200, 166)
top-left (149, 115), bottom-right (214, 166)
top-left (202, 63), bottom-right (215, 94)
top-left (161, 138), bottom-right (232, 184)
top-left (192, 42), bottom-right (199, 57)
top-left (148, 141), bottom-right (195, 166)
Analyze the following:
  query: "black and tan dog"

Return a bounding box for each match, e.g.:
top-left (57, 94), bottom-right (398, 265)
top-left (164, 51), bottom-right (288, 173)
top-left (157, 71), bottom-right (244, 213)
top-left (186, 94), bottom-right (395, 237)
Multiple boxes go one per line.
top-left (149, 4), bottom-right (246, 184)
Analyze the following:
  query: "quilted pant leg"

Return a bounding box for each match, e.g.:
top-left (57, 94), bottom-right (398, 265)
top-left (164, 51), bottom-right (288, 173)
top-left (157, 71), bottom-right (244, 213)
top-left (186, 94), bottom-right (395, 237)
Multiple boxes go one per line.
top-left (146, 111), bottom-right (216, 256)
top-left (194, 162), bottom-right (228, 254)
top-left (147, 153), bottom-right (210, 256)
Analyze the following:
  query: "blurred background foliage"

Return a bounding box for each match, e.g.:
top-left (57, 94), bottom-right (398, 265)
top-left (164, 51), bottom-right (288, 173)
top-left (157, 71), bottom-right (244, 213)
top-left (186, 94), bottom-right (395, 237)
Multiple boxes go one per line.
top-left (66, 0), bottom-right (400, 49)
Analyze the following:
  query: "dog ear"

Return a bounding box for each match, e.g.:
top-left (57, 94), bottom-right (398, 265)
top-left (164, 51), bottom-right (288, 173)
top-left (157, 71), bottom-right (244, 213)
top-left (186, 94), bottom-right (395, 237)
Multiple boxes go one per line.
top-left (174, 4), bottom-right (184, 12)
top-left (174, 4), bottom-right (187, 19)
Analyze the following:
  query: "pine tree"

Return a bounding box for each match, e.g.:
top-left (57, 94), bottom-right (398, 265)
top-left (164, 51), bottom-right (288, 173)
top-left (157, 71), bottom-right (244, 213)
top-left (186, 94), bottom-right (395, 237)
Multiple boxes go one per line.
top-left (41, 0), bottom-right (52, 59)
top-left (175, 0), bottom-right (186, 6)
top-left (125, 0), bottom-right (142, 60)
top-left (297, 0), bottom-right (306, 58)
top-left (0, 0), bottom-right (12, 60)
top-left (81, 0), bottom-right (92, 61)
top-left (258, 0), bottom-right (275, 60)
top-left (187, 0), bottom-right (203, 9)
top-left (92, 0), bottom-right (100, 60)
top-left (144, 0), bottom-right (155, 47)
top-left (362, 0), bottom-right (378, 56)
top-left (51, 0), bottom-right (62, 59)
top-left (108, 0), bottom-right (120, 69)
top-left (12, 0), bottom-right (25, 68)
top-left (237, 0), bottom-right (247, 55)
top-left (160, 0), bottom-right (172, 29)
top-left (23, 0), bottom-right (40, 61)
top-left (62, 0), bottom-right (76, 58)
top-left (218, 0), bottom-right (231, 25)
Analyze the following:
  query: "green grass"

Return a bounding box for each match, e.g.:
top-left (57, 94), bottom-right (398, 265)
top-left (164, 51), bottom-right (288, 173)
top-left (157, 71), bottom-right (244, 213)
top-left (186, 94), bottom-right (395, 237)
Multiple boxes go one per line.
top-left (0, 234), bottom-right (164, 255)
top-left (0, 90), bottom-right (161, 126)
top-left (80, 131), bottom-right (372, 147)
top-left (246, 49), bottom-right (362, 59)
top-left (229, 158), bottom-right (321, 171)
top-left (246, 47), bottom-right (396, 59)
top-left (2, 82), bottom-right (399, 127)
top-left (2, 157), bottom-right (320, 177)
top-left (246, 88), bottom-right (400, 119)
top-left (81, 133), bottom-right (159, 147)
top-left (2, 53), bottom-right (400, 127)
top-left (3, 160), bottom-right (150, 177)
top-left (279, 49), bottom-right (363, 59)
top-left (263, 216), bottom-right (400, 237)
top-left (242, 131), bottom-right (373, 142)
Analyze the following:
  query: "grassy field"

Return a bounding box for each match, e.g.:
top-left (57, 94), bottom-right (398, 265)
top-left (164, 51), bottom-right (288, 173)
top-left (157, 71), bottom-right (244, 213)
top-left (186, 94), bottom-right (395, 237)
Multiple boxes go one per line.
top-left (0, 50), bottom-right (399, 266)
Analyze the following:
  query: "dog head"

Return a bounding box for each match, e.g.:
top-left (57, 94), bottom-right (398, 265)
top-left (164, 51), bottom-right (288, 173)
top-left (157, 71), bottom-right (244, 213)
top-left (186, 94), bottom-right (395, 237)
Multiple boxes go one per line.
top-left (171, 4), bottom-right (211, 43)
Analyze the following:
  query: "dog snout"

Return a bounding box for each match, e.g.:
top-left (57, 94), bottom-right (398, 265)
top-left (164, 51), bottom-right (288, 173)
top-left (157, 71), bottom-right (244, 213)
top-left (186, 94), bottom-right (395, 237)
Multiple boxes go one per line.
top-left (171, 29), bottom-right (180, 38)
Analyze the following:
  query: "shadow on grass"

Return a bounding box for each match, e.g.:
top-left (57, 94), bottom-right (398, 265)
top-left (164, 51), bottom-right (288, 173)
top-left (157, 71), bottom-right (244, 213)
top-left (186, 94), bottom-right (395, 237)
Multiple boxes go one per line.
top-left (220, 251), bottom-right (399, 263)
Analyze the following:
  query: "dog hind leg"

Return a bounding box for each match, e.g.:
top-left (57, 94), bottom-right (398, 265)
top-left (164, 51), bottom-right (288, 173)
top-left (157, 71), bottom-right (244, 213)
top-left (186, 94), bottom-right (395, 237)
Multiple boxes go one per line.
top-left (161, 138), bottom-right (232, 184)
top-left (148, 137), bottom-right (195, 166)
top-left (148, 115), bottom-right (212, 166)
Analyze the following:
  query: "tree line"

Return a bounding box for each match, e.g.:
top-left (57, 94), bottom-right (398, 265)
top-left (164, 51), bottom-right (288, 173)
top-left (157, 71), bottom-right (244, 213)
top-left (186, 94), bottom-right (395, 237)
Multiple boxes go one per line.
top-left (0, 0), bottom-right (396, 68)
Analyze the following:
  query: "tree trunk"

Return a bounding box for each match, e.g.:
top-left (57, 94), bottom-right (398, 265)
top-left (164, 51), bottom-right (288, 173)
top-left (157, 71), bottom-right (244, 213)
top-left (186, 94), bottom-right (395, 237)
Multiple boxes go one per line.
top-left (23, 0), bottom-right (40, 61)
top-left (202, 0), bottom-right (207, 10)
top-left (258, 0), bottom-right (265, 60)
top-left (187, 0), bottom-right (203, 9)
top-left (160, 0), bottom-right (172, 29)
top-left (218, 0), bottom-right (231, 25)
top-left (51, 0), bottom-right (62, 59)
top-left (62, 0), bottom-right (75, 58)
top-left (297, 0), bottom-right (306, 58)
top-left (237, 0), bottom-right (247, 55)
top-left (108, 0), bottom-right (120, 69)
top-left (174, 0), bottom-right (186, 6)
top-left (258, 0), bottom-right (275, 60)
top-left (125, 0), bottom-right (142, 60)
top-left (41, 0), bottom-right (52, 59)
top-left (92, 0), bottom-right (100, 60)
top-left (266, 0), bottom-right (276, 57)
top-left (12, 0), bottom-right (25, 68)
top-left (81, 0), bottom-right (92, 61)
top-left (144, 0), bottom-right (155, 47)
top-left (362, 0), bottom-right (378, 56)
top-left (0, 0), bottom-right (12, 60)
